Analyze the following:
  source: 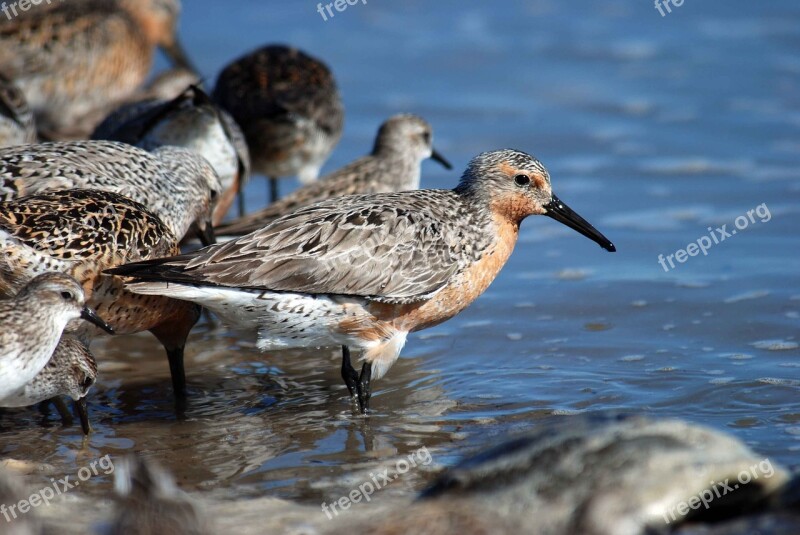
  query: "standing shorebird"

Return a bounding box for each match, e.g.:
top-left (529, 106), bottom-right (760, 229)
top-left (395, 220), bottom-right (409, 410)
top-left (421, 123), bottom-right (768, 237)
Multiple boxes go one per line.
top-left (109, 150), bottom-right (616, 413)
top-left (213, 44), bottom-right (344, 203)
top-left (0, 190), bottom-right (200, 398)
top-left (93, 86), bottom-right (251, 226)
top-left (0, 273), bottom-right (111, 401)
top-left (0, 140), bottom-right (220, 245)
top-left (0, 0), bottom-right (196, 138)
top-left (0, 337), bottom-right (98, 434)
top-left (217, 114), bottom-right (451, 236)
top-left (0, 73), bottom-right (36, 148)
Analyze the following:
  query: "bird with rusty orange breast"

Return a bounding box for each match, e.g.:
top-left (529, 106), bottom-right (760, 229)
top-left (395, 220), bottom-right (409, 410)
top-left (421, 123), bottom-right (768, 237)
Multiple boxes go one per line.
top-left (0, 0), bottom-right (195, 139)
top-left (213, 44), bottom-right (344, 203)
top-left (108, 150), bottom-right (615, 413)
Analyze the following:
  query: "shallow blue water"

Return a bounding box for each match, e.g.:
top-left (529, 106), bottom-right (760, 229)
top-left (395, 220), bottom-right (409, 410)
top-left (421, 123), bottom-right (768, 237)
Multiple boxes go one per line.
top-left (2, 0), bottom-right (798, 507)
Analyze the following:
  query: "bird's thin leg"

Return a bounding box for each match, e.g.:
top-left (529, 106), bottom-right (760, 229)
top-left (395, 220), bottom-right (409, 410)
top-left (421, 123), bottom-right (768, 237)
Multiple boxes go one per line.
top-left (47, 397), bottom-right (73, 424)
top-left (356, 362), bottom-right (372, 414)
top-left (237, 191), bottom-right (246, 217)
top-left (269, 177), bottom-right (279, 203)
top-left (166, 346), bottom-right (187, 399)
top-left (341, 346), bottom-right (359, 401)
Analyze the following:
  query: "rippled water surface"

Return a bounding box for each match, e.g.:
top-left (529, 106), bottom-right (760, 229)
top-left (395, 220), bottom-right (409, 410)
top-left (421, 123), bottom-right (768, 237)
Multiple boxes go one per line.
top-left (1, 0), bottom-right (798, 513)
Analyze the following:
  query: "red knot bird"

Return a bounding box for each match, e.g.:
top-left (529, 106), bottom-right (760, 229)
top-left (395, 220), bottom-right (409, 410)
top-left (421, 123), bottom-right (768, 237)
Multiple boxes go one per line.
top-left (213, 44), bottom-right (344, 202)
top-left (0, 0), bottom-right (195, 138)
top-left (0, 273), bottom-right (111, 402)
top-left (0, 337), bottom-right (97, 434)
top-left (109, 149), bottom-right (616, 413)
top-left (0, 189), bottom-right (200, 398)
top-left (0, 140), bottom-right (221, 245)
top-left (93, 86), bottom-right (251, 227)
top-left (0, 73), bottom-right (36, 148)
top-left (217, 113), bottom-right (451, 237)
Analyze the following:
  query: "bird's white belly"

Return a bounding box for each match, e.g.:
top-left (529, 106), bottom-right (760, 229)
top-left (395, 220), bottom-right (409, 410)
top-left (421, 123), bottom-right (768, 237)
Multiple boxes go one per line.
top-left (0, 343), bottom-right (56, 401)
top-left (126, 283), bottom-right (369, 351)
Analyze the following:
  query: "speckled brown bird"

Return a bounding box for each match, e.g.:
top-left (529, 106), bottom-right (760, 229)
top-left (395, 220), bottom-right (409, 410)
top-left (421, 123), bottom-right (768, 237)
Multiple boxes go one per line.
top-left (0, 73), bottom-right (36, 148)
top-left (93, 86), bottom-right (251, 226)
top-left (0, 189), bottom-right (201, 397)
top-left (213, 44), bottom-right (344, 203)
top-left (217, 114), bottom-right (450, 237)
top-left (110, 150), bottom-right (616, 413)
top-left (0, 337), bottom-right (98, 434)
top-left (0, 0), bottom-right (196, 138)
top-left (0, 273), bottom-right (110, 402)
top-left (0, 140), bottom-right (221, 245)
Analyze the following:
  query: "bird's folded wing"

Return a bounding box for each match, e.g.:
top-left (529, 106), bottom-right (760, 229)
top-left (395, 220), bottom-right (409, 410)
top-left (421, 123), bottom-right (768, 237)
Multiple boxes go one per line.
top-left (0, 190), bottom-right (178, 264)
top-left (121, 192), bottom-right (464, 303)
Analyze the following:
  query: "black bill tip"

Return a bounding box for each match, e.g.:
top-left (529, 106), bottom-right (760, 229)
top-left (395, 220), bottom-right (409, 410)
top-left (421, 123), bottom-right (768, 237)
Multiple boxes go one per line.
top-left (81, 306), bottom-right (115, 334)
top-left (544, 194), bottom-right (616, 252)
top-left (74, 397), bottom-right (92, 435)
top-left (431, 148), bottom-right (453, 170)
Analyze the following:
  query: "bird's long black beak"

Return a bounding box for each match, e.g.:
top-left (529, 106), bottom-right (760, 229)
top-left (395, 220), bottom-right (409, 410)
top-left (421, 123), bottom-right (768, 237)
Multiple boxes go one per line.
top-left (74, 397), bottom-right (92, 435)
top-left (544, 194), bottom-right (616, 252)
top-left (196, 221), bottom-right (216, 246)
top-left (161, 38), bottom-right (198, 74)
top-left (80, 307), bottom-right (115, 334)
top-left (431, 148), bottom-right (453, 170)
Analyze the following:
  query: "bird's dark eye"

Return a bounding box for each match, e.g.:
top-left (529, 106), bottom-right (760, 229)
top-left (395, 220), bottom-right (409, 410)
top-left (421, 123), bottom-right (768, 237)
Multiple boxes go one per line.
top-left (210, 190), bottom-right (220, 201)
top-left (514, 174), bottom-right (531, 186)
top-left (422, 132), bottom-right (431, 144)
top-left (81, 376), bottom-right (94, 390)
top-left (61, 291), bottom-right (74, 301)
